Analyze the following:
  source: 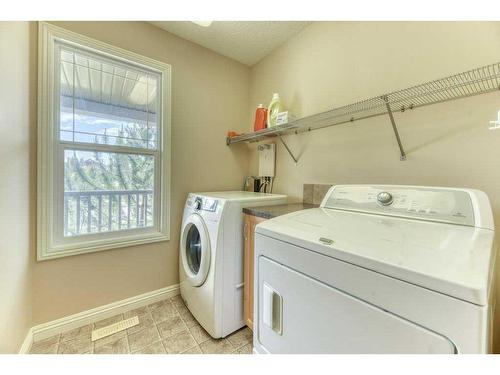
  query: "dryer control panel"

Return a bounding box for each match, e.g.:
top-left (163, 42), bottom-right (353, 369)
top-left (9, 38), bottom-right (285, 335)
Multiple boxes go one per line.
top-left (322, 185), bottom-right (485, 227)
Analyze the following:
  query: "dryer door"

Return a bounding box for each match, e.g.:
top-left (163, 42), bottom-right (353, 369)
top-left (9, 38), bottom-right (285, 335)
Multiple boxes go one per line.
top-left (256, 256), bottom-right (457, 354)
top-left (181, 214), bottom-right (211, 286)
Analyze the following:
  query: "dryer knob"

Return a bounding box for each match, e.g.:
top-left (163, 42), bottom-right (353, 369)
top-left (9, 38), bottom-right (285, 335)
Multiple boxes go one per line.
top-left (377, 191), bottom-right (393, 206)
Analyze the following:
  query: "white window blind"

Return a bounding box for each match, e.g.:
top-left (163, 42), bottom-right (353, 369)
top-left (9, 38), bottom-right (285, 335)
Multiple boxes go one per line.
top-left (58, 46), bottom-right (159, 149)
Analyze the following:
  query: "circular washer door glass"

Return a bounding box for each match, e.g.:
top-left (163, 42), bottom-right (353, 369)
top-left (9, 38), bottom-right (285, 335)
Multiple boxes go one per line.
top-left (180, 213), bottom-right (211, 286)
top-left (186, 224), bottom-right (202, 274)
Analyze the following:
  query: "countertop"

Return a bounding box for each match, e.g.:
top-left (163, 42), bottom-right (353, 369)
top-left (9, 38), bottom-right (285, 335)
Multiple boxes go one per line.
top-left (243, 203), bottom-right (318, 220)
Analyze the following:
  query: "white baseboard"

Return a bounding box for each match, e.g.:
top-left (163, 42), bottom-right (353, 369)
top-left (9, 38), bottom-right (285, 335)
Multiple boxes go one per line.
top-left (19, 284), bottom-right (179, 353)
top-left (18, 327), bottom-right (34, 354)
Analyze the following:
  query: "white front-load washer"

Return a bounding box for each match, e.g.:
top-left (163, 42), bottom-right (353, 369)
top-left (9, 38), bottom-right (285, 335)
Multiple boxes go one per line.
top-left (179, 191), bottom-right (286, 338)
top-left (254, 185), bottom-right (497, 353)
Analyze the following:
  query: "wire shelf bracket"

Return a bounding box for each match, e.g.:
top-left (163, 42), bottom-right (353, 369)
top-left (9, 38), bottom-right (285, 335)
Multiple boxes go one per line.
top-left (278, 135), bottom-right (299, 163)
top-left (226, 62), bottom-right (500, 161)
top-left (382, 95), bottom-right (406, 161)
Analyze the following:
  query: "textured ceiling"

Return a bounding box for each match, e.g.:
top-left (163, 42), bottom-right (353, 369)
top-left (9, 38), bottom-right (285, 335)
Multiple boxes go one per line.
top-left (149, 21), bottom-right (311, 66)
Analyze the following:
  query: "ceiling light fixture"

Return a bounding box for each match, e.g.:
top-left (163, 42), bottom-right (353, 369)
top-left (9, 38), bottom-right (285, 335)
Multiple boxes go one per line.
top-left (192, 21), bottom-right (213, 27)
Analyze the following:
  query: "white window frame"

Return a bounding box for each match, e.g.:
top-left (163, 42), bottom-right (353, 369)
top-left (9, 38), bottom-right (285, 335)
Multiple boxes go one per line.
top-left (37, 22), bottom-right (171, 261)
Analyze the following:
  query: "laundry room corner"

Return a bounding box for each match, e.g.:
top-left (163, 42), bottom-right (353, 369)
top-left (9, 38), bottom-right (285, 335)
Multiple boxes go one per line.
top-left (3, 3), bottom-right (500, 367)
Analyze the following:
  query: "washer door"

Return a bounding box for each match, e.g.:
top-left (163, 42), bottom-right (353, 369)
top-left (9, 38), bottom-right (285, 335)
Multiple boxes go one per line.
top-left (181, 214), bottom-right (211, 286)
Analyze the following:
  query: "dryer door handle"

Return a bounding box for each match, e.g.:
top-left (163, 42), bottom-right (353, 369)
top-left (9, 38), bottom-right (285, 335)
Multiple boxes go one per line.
top-left (263, 283), bottom-right (283, 335)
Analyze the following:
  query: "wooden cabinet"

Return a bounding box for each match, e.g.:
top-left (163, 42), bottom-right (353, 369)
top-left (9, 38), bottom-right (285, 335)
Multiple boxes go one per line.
top-left (243, 213), bottom-right (267, 330)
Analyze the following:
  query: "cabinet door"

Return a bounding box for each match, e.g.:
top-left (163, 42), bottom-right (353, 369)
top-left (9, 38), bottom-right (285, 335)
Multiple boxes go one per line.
top-left (257, 256), bottom-right (456, 354)
top-left (243, 214), bottom-right (266, 330)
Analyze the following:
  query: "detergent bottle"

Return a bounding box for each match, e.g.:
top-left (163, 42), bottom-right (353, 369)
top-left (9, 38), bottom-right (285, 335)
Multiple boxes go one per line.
top-left (267, 93), bottom-right (282, 128)
top-left (253, 104), bottom-right (267, 132)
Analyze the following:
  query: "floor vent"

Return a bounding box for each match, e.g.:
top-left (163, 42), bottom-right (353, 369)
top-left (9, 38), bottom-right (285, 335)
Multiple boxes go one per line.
top-left (91, 316), bottom-right (139, 341)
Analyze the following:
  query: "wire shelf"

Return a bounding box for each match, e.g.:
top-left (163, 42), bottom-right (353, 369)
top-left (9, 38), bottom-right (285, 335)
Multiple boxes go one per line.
top-left (227, 62), bottom-right (500, 146)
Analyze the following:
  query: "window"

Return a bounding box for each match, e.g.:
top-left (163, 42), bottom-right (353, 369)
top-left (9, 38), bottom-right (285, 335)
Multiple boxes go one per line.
top-left (37, 22), bottom-right (171, 260)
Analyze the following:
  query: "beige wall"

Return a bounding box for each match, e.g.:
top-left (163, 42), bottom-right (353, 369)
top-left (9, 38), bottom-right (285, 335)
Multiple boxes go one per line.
top-left (31, 22), bottom-right (250, 325)
top-left (0, 22), bottom-right (34, 352)
top-left (247, 22), bottom-right (500, 352)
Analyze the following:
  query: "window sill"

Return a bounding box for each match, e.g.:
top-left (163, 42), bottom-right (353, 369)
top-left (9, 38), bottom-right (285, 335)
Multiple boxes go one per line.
top-left (37, 231), bottom-right (169, 261)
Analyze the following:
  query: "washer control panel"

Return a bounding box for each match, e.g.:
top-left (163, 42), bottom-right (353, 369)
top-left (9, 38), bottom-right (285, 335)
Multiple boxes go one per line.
top-left (187, 196), bottom-right (219, 212)
top-left (323, 185), bottom-right (475, 226)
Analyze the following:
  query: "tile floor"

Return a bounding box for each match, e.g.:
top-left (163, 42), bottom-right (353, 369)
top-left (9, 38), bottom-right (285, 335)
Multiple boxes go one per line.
top-left (29, 295), bottom-right (253, 354)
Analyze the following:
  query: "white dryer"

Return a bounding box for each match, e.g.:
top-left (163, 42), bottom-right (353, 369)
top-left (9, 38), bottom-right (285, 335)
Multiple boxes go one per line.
top-left (253, 185), bottom-right (497, 353)
top-left (179, 191), bottom-right (286, 338)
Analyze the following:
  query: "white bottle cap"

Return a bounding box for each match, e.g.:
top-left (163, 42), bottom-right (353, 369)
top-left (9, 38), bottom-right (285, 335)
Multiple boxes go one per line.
top-left (272, 93), bottom-right (280, 100)
top-left (257, 104), bottom-right (263, 108)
